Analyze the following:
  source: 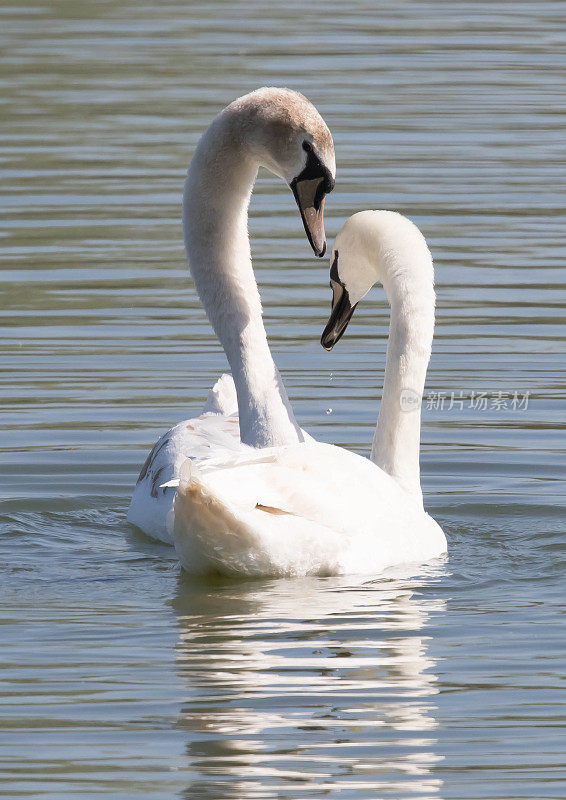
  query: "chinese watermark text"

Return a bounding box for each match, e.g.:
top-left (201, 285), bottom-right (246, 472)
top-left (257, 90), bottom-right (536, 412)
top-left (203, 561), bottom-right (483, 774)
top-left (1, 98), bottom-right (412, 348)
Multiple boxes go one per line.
top-left (399, 390), bottom-right (531, 412)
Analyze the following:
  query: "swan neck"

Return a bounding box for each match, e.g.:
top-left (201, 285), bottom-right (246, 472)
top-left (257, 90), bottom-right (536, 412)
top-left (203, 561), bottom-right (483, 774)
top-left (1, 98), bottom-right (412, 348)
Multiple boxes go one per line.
top-left (371, 273), bottom-right (435, 503)
top-left (183, 116), bottom-right (302, 448)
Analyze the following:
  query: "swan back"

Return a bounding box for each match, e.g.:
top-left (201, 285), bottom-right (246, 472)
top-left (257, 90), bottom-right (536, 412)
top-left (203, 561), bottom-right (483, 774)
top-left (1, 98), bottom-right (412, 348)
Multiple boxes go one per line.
top-left (173, 440), bottom-right (446, 577)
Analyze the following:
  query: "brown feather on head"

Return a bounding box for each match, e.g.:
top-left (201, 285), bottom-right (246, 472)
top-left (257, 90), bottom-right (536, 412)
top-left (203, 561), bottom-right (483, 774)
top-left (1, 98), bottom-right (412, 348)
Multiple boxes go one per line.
top-left (224, 88), bottom-right (336, 256)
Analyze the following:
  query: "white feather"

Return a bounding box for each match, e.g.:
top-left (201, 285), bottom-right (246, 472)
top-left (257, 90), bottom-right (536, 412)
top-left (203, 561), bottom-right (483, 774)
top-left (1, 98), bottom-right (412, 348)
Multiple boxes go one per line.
top-left (173, 439), bottom-right (446, 577)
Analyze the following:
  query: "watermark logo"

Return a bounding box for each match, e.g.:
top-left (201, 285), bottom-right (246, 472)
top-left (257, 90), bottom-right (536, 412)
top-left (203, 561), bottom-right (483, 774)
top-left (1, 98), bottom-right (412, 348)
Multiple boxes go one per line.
top-left (400, 388), bottom-right (422, 412)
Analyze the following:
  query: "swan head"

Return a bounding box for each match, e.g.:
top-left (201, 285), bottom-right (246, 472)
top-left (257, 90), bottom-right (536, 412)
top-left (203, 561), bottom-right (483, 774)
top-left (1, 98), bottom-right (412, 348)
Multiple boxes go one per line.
top-left (321, 210), bottom-right (433, 350)
top-left (230, 88), bottom-right (336, 257)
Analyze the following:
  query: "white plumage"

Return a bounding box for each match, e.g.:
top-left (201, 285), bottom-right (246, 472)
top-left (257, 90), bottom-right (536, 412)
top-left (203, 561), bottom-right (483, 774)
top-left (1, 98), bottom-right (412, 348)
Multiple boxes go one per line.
top-left (173, 432), bottom-right (445, 578)
top-left (127, 374), bottom-right (241, 544)
top-left (127, 91), bottom-right (447, 577)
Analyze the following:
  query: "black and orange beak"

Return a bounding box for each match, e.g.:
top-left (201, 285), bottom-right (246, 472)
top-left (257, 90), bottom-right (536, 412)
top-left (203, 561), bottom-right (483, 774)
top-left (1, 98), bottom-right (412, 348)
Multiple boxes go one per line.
top-left (290, 150), bottom-right (335, 257)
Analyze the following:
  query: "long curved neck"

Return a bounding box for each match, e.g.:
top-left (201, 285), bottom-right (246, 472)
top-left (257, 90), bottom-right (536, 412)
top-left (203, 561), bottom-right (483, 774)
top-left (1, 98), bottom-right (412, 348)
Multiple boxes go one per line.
top-left (183, 114), bottom-right (303, 448)
top-left (371, 269), bottom-right (435, 504)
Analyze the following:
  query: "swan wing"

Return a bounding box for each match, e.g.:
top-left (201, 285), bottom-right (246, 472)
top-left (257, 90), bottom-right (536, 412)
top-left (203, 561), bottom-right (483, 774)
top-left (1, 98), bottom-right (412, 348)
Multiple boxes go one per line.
top-left (126, 374), bottom-right (242, 543)
top-left (174, 441), bottom-right (447, 577)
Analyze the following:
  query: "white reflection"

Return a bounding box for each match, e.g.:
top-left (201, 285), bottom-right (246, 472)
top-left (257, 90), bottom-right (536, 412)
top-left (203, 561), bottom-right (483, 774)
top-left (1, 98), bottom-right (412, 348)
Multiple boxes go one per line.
top-left (172, 565), bottom-right (446, 799)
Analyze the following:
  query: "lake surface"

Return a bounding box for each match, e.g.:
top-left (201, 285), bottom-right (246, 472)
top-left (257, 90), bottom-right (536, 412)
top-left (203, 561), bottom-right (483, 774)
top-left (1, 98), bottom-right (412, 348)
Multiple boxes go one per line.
top-left (1, 1), bottom-right (565, 797)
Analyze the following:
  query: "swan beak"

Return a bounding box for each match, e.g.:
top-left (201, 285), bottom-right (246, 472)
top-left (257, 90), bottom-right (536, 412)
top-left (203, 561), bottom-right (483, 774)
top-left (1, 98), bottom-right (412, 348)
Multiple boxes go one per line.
top-left (290, 176), bottom-right (332, 258)
top-left (320, 282), bottom-right (358, 351)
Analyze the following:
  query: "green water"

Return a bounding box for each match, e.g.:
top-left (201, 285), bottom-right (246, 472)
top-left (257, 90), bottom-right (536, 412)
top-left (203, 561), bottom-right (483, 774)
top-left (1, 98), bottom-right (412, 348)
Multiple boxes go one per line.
top-left (1, 1), bottom-right (565, 798)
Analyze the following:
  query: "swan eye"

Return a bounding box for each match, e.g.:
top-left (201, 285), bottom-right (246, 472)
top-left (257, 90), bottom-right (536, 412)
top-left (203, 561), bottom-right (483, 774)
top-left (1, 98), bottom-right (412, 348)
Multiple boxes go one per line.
top-left (302, 140), bottom-right (313, 153)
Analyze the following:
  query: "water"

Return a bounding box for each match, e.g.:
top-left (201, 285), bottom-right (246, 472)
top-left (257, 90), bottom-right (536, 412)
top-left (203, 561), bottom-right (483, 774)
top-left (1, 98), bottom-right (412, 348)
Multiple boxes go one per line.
top-left (1, 0), bottom-right (565, 797)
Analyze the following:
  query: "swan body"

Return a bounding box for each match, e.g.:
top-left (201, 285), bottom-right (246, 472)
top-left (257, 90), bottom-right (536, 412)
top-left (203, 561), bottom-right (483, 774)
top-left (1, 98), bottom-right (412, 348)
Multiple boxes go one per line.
top-left (127, 374), bottom-right (239, 544)
top-left (172, 211), bottom-right (447, 577)
top-left (127, 88), bottom-right (335, 543)
top-left (127, 372), bottom-right (312, 546)
top-left (128, 87), bottom-right (447, 576)
top-left (173, 437), bottom-right (445, 578)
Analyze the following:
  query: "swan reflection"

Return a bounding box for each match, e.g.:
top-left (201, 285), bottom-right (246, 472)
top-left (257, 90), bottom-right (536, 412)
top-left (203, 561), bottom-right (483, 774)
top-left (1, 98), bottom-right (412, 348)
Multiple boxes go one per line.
top-left (172, 567), bottom-right (446, 798)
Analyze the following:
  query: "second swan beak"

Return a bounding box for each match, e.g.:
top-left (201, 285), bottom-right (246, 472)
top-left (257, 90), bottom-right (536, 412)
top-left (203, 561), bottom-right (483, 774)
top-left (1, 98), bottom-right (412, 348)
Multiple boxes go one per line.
top-left (320, 280), bottom-right (358, 351)
top-left (291, 174), bottom-right (333, 258)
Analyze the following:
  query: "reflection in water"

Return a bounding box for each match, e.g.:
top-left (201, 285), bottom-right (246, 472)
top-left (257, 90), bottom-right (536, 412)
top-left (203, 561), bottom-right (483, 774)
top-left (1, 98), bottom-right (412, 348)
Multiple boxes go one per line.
top-left (172, 571), bottom-right (446, 798)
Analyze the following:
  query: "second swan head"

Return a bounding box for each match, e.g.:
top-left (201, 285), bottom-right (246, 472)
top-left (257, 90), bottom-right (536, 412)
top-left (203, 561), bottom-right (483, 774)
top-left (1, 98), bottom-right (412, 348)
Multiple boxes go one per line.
top-left (321, 210), bottom-right (434, 350)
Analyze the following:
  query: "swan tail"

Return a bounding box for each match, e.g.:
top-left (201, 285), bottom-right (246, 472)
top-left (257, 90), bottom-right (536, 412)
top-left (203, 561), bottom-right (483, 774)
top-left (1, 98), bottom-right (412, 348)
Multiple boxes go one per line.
top-left (202, 374), bottom-right (237, 415)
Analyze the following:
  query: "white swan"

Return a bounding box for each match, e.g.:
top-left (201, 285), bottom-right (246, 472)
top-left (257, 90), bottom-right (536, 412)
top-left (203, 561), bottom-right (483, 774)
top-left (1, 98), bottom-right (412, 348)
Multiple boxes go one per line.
top-left (172, 210), bottom-right (447, 577)
top-left (127, 87), bottom-right (336, 543)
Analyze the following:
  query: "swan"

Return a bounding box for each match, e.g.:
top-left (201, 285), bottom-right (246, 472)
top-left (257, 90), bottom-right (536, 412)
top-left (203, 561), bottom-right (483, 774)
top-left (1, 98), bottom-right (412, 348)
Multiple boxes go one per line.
top-left (172, 210), bottom-right (447, 577)
top-left (127, 87), bottom-right (336, 543)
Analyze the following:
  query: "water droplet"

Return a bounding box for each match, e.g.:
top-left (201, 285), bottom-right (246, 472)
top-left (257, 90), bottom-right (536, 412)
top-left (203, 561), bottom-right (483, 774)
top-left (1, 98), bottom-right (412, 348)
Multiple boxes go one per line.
top-left (326, 408), bottom-right (332, 415)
